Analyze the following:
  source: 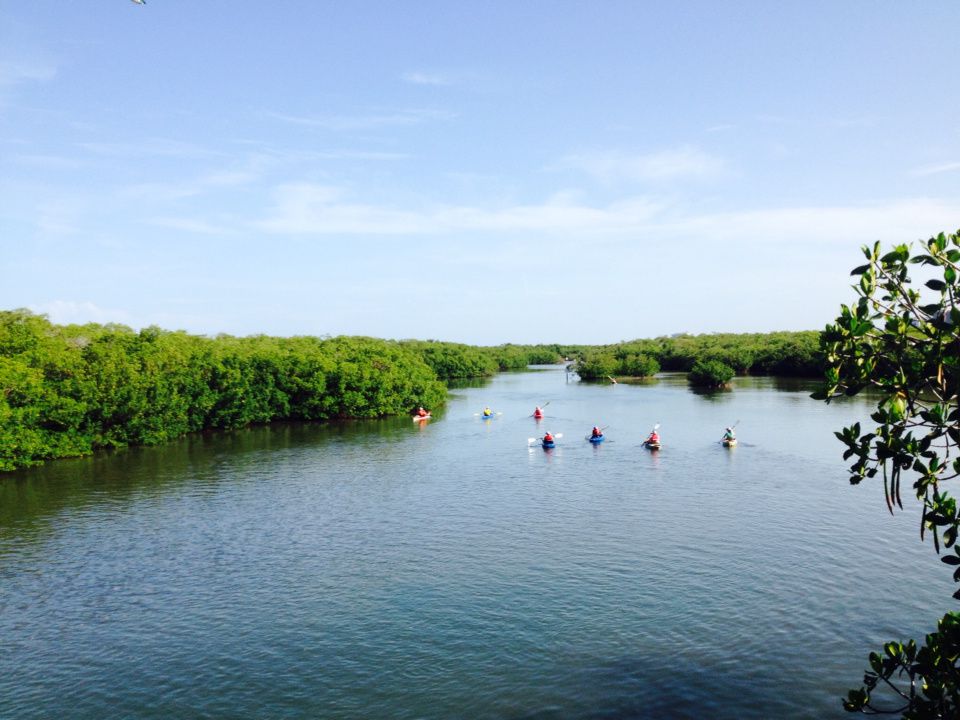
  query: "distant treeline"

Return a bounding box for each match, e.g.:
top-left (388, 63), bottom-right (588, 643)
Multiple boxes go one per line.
top-left (571, 331), bottom-right (823, 380)
top-left (0, 310), bottom-right (562, 471)
top-left (0, 310), bottom-right (822, 471)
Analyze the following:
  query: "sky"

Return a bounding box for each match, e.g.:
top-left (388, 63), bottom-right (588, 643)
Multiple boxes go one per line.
top-left (2, 2), bottom-right (959, 344)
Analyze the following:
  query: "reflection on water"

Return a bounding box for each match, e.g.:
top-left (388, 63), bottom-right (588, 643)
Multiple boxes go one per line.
top-left (0, 369), bottom-right (951, 719)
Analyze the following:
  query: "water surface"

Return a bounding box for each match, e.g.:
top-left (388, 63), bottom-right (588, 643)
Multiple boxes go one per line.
top-left (0, 368), bottom-right (949, 718)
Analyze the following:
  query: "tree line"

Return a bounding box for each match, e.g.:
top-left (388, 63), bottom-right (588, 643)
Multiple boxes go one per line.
top-left (0, 309), bottom-right (824, 472)
top-left (571, 330), bottom-right (823, 382)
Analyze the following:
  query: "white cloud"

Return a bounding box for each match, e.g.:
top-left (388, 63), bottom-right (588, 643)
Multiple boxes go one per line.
top-left (556, 145), bottom-right (725, 183)
top-left (149, 217), bottom-right (233, 235)
top-left (77, 138), bottom-right (223, 159)
top-left (256, 184), bottom-right (960, 253)
top-left (0, 59), bottom-right (56, 86)
top-left (122, 168), bottom-right (259, 201)
top-left (659, 198), bottom-right (960, 248)
top-left (910, 161), bottom-right (960, 177)
top-left (266, 108), bottom-right (456, 131)
top-left (256, 183), bottom-right (664, 236)
top-left (401, 71), bottom-right (451, 86)
top-left (30, 300), bottom-right (133, 327)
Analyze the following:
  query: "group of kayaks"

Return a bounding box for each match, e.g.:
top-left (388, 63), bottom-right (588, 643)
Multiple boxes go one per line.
top-left (416, 404), bottom-right (739, 451)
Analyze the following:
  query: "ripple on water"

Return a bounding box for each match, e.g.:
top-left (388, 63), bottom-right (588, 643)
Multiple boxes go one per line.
top-left (0, 372), bottom-right (950, 719)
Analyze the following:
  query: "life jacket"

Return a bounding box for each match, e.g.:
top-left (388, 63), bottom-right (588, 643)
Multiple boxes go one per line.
top-left (543, 433), bottom-right (553, 442)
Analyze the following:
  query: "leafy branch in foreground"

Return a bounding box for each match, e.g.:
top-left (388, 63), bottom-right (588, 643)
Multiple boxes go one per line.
top-left (816, 230), bottom-right (960, 717)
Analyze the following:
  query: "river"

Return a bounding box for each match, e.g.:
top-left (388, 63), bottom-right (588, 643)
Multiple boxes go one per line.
top-left (0, 367), bottom-right (950, 718)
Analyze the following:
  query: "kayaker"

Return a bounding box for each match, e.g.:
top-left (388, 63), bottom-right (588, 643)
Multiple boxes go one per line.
top-left (483, 406), bottom-right (493, 417)
top-left (543, 431), bottom-right (554, 443)
top-left (417, 407), bottom-right (429, 418)
top-left (723, 426), bottom-right (736, 441)
top-left (533, 406), bottom-right (543, 418)
top-left (591, 426), bottom-right (602, 438)
top-left (647, 428), bottom-right (660, 444)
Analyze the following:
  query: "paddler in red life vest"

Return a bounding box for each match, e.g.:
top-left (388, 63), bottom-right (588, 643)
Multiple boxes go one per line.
top-left (591, 426), bottom-right (602, 438)
top-left (543, 431), bottom-right (554, 444)
top-left (647, 428), bottom-right (660, 444)
top-left (417, 407), bottom-right (428, 418)
top-left (533, 406), bottom-right (543, 419)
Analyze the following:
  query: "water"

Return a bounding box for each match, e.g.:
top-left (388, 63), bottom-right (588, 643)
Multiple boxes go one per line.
top-left (0, 368), bottom-right (952, 719)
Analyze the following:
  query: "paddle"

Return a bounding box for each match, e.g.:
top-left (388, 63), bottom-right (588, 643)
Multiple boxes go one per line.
top-left (718, 419), bottom-right (741, 443)
top-left (528, 433), bottom-right (563, 444)
top-left (531, 401), bottom-right (550, 418)
top-left (645, 423), bottom-right (661, 445)
top-left (585, 425), bottom-right (609, 440)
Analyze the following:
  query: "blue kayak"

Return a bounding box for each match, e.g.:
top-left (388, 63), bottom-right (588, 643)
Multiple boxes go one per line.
top-left (542, 439), bottom-right (556, 449)
top-left (589, 434), bottom-right (605, 444)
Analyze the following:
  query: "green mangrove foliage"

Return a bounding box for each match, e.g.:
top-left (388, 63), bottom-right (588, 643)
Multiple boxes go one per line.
top-left (815, 230), bottom-right (960, 717)
top-left (0, 311), bottom-right (446, 471)
top-left (0, 309), bottom-right (828, 473)
top-left (398, 341), bottom-right (564, 379)
top-left (573, 331), bottom-right (822, 380)
top-left (399, 340), bottom-right (498, 379)
top-left (687, 359), bottom-right (735, 387)
top-left (576, 350), bottom-right (659, 380)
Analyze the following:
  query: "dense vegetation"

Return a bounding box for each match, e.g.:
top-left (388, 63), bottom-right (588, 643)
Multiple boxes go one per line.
top-left (1, 309), bottom-right (827, 472)
top-left (572, 330), bottom-right (823, 380)
top-left (0, 311), bottom-right (571, 471)
top-left (815, 231), bottom-right (960, 717)
top-left (687, 359), bottom-right (735, 387)
top-left (399, 341), bottom-right (565, 378)
top-left (0, 310), bottom-right (450, 471)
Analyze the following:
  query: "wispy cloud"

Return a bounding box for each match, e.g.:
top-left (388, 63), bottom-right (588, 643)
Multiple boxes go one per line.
top-left (257, 183), bottom-right (662, 236)
top-left (401, 71), bottom-right (452, 86)
top-left (12, 153), bottom-right (83, 169)
top-left (657, 198), bottom-right (960, 249)
top-left (29, 300), bottom-right (132, 327)
top-left (122, 169), bottom-right (259, 201)
top-left (910, 161), bottom-right (960, 177)
top-left (256, 184), bottom-right (960, 250)
top-left (266, 108), bottom-right (455, 131)
top-left (0, 59), bottom-right (56, 86)
top-left (77, 138), bottom-right (224, 159)
top-left (555, 145), bottom-right (725, 184)
top-left (149, 217), bottom-right (234, 235)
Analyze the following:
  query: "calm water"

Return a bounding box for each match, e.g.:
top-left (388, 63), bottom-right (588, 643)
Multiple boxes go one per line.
top-left (0, 368), bottom-right (951, 719)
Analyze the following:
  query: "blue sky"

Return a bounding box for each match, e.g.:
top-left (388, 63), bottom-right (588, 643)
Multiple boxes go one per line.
top-left (2, 2), bottom-right (959, 344)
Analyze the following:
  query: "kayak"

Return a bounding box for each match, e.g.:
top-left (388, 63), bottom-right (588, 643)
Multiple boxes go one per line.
top-left (533, 412), bottom-right (543, 420)
top-left (482, 413), bottom-right (495, 419)
top-left (413, 414), bottom-right (431, 422)
top-left (644, 440), bottom-right (661, 450)
top-left (542, 439), bottom-right (556, 449)
top-left (722, 438), bottom-right (737, 447)
top-left (588, 434), bottom-right (604, 444)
